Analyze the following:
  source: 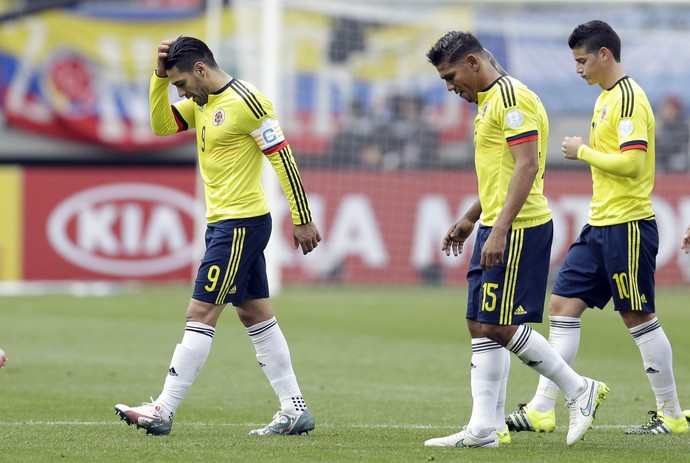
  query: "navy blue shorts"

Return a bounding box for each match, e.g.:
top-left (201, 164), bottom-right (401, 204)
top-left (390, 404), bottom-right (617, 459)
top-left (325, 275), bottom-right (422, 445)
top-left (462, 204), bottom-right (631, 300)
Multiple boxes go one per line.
top-left (552, 219), bottom-right (657, 312)
top-left (192, 213), bottom-right (272, 306)
top-left (466, 220), bottom-right (553, 325)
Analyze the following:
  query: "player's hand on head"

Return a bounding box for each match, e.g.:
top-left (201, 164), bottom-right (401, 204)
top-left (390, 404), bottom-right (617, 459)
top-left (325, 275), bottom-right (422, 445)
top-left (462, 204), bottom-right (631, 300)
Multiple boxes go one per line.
top-left (156, 39), bottom-right (174, 78)
top-left (294, 222), bottom-right (321, 255)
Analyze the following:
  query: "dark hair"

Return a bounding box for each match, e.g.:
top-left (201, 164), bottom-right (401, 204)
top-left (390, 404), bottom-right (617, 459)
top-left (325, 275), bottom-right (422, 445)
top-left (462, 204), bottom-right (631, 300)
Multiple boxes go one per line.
top-left (568, 20), bottom-right (621, 62)
top-left (164, 36), bottom-right (219, 72)
top-left (426, 31), bottom-right (484, 66)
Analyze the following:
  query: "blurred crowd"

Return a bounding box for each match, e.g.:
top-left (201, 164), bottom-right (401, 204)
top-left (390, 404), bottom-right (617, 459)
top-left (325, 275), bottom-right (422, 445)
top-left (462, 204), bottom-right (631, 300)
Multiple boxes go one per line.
top-left (326, 94), bottom-right (440, 170)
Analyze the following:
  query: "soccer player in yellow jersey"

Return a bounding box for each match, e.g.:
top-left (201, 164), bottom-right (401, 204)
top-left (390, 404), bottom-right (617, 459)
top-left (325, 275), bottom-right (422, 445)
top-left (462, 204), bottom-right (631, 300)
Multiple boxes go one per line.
top-left (506, 20), bottom-right (688, 436)
top-left (114, 36), bottom-right (321, 436)
top-left (424, 31), bottom-right (607, 449)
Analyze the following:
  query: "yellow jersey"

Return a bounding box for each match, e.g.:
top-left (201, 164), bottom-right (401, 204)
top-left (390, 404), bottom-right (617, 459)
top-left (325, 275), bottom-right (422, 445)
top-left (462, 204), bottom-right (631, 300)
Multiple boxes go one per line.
top-left (474, 76), bottom-right (552, 229)
top-left (587, 76), bottom-right (655, 225)
top-left (149, 74), bottom-right (312, 225)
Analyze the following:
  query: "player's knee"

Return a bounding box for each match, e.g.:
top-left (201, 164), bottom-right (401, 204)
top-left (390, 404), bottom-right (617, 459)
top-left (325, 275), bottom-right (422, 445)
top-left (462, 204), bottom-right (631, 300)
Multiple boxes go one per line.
top-left (235, 298), bottom-right (274, 327)
top-left (186, 298), bottom-right (224, 327)
top-left (478, 323), bottom-right (513, 346)
top-left (548, 295), bottom-right (585, 317)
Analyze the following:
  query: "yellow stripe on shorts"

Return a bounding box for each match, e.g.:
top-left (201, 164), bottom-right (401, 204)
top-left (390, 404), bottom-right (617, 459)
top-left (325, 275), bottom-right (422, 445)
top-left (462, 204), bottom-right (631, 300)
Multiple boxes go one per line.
top-left (627, 222), bottom-right (642, 311)
top-left (215, 227), bottom-right (246, 304)
top-left (500, 228), bottom-right (524, 325)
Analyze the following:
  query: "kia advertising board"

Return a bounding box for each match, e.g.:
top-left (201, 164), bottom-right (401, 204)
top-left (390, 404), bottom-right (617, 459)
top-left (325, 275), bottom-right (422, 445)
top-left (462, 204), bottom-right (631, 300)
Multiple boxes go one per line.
top-left (17, 167), bottom-right (690, 285)
top-left (23, 167), bottom-right (200, 280)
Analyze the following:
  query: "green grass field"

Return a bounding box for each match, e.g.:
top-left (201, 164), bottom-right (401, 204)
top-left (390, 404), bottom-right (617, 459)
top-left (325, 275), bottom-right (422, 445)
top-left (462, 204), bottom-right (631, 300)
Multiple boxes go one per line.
top-left (1, 284), bottom-right (689, 462)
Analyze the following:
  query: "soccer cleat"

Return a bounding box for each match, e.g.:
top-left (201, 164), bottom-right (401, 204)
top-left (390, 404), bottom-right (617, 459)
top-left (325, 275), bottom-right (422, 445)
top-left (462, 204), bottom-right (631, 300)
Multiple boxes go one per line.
top-left (684, 410), bottom-right (690, 423)
top-left (505, 404), bottom-right (556, 433)
top-left (565, 378), bottom-right (609, 446)
top-left (0, 350), bottom-right (6, 369)
top-left (424, 427), bottom-right (499, 448)
top-left (114, 401), bottom-right (173, 436)
top-left (624, 410), bottom-right (689, 434)
top-left (496, 429), bottom-right (511, 444)
top-left (249, 409), bottom-right (315, 436)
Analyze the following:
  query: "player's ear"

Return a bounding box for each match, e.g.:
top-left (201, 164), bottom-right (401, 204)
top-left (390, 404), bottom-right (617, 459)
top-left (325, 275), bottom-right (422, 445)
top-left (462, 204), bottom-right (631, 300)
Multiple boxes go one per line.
top-left (466, 53), bottom-right (480, 71)
top-left (598, 47), bottom-right (609, 61)
top-left (194, 62), bottom-right (205, 76)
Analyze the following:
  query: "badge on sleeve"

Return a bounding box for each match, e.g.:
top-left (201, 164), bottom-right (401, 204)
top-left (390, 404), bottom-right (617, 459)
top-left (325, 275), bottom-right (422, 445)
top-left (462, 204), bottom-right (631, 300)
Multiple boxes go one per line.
top-left (505, 109), bottom-right (524, 129)
top-left (618, 119), bottom-right (634, 137)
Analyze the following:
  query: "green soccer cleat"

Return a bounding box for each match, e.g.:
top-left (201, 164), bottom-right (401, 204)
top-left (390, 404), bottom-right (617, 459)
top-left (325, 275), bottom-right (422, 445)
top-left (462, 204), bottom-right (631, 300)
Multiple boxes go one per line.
top-left (684, 410), bottom-right (690, 423)
top-left (249, 409), bottom-right (315, 436)
top-left (497, 429), bottom-right (511, 444)
top-left (505, 404), bottom-right (556, 433)
top-left (625, 410), bottom-right (690, 434)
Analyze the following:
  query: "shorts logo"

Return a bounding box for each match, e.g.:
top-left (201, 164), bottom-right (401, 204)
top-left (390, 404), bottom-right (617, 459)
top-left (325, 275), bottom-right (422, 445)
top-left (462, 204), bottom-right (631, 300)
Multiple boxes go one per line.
top-left (213, 108), bottom-right (225, 126)
top-left (618, 119), bottom-right (634, 137)
top-left (228, 285), bottom-right (236, 294)
top-left (505, 109), bottom-right (524, 129)
top-left (513, 305), bottom-right (527, 315)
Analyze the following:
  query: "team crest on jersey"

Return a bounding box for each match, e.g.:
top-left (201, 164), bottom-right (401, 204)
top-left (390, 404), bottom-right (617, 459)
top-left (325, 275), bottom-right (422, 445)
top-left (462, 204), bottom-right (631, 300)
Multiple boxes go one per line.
top-left (213, 108), bottom-right (225, 126)
top-left (618, 119), bottom-right (634, 137)
top-left (600, 105), bottom-right (608, 122)
top-left (505, 109), bottom-right (524, 129)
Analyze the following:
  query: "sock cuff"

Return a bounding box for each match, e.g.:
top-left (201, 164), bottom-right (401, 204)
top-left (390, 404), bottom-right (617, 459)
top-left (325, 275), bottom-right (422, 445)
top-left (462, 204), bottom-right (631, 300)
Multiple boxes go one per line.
top-left (247, 316), bottom-right (278, 337)
top-left (471, 337), bottom-right (503, 353)
top-left (548, 315), bottom-right (581, 329)
top-left (629, 317), bottom-right (661, 339)
top-left (185, 321), bottom-right (215, 339)
top-left (506, 325), bottom-right (531, 354)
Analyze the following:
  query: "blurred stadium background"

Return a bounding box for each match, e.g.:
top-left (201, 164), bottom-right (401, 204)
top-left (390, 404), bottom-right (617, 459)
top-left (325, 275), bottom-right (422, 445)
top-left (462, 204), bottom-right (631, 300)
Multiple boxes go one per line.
top-left (2, 0), bottom-right (690, 292)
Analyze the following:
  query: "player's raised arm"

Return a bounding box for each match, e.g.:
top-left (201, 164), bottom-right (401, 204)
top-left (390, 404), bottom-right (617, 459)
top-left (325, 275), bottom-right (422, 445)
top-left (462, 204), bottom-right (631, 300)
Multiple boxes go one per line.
top-left (150, 38), bottom-right (195, 136)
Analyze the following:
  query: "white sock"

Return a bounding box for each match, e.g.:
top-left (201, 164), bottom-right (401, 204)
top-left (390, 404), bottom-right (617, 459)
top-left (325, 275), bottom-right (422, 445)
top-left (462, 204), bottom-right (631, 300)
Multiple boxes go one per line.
top-left (495, 347), bottom-right (511, 433)
top-left (506, 325), bottom-right (585, 401)
top-left (156, 321), bottom-right (215, 417)
top-left (467, 338), bottom-right (503, 438)
top-left (529, 316), bottom-right (581, 412)
top-left (630, 318), bottom-right (682, 419)
top-left (248, 317), bottom-right (306, 414)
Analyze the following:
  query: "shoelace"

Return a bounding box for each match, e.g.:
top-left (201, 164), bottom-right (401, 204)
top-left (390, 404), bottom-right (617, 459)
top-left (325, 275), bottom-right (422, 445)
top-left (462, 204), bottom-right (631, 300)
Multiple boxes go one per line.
top-left (565, 398), bottom-right (579, 428)
top-left (640, 411), bottom-right (662, 430)
top-left (140, 396), bottom-right (157, 407)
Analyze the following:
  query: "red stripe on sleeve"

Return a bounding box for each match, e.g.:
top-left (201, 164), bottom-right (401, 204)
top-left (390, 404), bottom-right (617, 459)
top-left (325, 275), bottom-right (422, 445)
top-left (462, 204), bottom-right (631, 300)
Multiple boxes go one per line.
top-left (171, 106), bottom-right (187, 132)
top-left (507, 134), bottom-right (538, 146)
top-left (263, 139), bottom-right (289, 155)
top-left (620, 143), bottom-right (647, 152)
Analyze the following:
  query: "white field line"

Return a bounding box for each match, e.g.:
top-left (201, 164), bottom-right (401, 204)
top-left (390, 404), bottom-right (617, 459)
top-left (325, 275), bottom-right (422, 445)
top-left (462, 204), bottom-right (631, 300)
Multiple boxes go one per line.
top-left (0, 421), bottom-right (631, 429)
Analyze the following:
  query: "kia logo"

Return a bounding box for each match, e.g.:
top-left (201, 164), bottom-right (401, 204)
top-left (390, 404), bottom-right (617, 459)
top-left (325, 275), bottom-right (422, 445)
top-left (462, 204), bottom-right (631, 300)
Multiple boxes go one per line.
top-left (47, 183), bottom-right (200, 277)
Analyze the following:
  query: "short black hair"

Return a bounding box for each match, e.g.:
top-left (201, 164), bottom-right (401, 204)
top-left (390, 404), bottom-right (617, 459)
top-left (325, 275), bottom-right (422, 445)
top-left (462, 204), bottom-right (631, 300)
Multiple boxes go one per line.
top-left (426, 31), bottom-right (484, 67)
top-left (164, 36), bottom-right (219, 72)
top-left (568, 20), bottom-right (621, 62)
